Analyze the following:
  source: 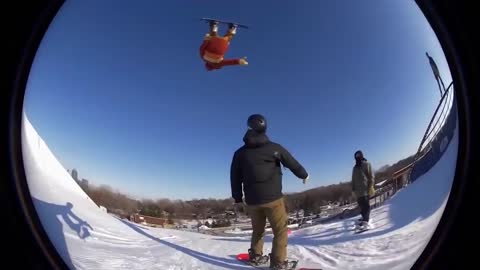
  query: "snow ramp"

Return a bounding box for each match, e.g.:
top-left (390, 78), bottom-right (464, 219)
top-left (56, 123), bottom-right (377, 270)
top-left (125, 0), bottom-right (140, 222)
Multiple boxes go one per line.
top-left (21, 110), bottom-right (458, 270)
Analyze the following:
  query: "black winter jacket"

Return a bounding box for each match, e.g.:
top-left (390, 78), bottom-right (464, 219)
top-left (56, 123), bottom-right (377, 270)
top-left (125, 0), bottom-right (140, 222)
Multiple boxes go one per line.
top-left (230, 130), bottom-right (308, 205)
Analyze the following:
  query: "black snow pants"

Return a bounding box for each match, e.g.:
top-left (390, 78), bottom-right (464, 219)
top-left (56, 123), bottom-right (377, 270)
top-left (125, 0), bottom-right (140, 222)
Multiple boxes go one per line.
top-left (357, 196), bottom-right (371, 222)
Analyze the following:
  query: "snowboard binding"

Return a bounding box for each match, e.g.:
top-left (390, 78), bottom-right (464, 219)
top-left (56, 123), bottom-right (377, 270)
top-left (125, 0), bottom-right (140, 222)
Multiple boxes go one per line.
top-left (248, 248), bottom-right (270, 265)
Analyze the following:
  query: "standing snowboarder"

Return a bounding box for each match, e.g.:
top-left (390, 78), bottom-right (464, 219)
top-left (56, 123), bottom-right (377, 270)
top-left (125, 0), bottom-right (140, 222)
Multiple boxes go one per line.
top-left (351, 150), bottom-right (375, 230)
top-left (230, 114), bottom-right (309, 269)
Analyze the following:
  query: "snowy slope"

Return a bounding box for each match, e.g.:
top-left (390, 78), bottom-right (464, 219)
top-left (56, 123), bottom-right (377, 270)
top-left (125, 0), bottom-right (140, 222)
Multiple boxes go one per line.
top-left (21, 111), bottom-right (457, 270)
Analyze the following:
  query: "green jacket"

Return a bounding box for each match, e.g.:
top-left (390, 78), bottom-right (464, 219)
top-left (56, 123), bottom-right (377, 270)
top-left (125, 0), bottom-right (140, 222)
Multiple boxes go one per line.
top-left (351, 160), bottom-right (374, 198)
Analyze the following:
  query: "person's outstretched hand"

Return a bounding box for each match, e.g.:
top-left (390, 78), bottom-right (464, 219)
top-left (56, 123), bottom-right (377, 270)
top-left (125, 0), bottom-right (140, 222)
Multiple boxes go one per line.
top-left (303, 174), bottom-right (310, 184)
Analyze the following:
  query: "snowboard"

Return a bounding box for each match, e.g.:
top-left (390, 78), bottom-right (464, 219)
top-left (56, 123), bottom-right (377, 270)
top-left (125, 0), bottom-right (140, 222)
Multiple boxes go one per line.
top-left (354, 227), bottom-right (370, 234)
top-left (352, 219), bottom-right (373, 233)
top-left (236, 253), bottom-right (322, 270)
top-left (236, 253), bottom-right (297, 269)
top-left (200, 17), bottom-right (249, 29)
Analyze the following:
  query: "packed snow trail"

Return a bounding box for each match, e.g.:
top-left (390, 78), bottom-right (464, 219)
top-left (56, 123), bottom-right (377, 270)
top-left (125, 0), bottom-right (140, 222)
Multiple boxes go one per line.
top-left (21, 111), bottom-right (457, 270)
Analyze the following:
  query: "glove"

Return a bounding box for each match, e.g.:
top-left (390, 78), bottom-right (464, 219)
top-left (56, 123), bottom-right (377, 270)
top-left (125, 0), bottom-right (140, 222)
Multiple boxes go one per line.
top-left (368, 185), bottom-right (376, 197)
top-left (302, 174), bottom-right (309, 184)
top-left (239, 57), bottom-right (248, 65)
top-left (233, 200), bottom-right (245, 212)
top-left (233, 203), bottom-right (245, 215)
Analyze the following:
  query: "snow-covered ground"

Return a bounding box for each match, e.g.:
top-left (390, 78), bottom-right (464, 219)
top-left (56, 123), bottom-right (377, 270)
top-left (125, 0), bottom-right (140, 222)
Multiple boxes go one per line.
top-left (22, 111), bottom-right (457, 270)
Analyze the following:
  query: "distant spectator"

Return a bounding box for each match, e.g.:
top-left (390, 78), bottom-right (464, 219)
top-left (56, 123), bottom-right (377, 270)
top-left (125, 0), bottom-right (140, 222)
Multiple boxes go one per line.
top-left (351, 150), bottom-right (375, 229)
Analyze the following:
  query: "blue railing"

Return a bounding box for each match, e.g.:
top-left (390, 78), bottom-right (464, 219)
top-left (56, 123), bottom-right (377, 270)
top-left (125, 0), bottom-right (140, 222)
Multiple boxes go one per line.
top-left (408, 83), bottom-right (457, 183)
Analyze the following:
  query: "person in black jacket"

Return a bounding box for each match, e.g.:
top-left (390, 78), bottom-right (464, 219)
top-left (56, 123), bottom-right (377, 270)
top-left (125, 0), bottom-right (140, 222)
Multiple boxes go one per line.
top-left (230, 114), bottom-right (309, 270)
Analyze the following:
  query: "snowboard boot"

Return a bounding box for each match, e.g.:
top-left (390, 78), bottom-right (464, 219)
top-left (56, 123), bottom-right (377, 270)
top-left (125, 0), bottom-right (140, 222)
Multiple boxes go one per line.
top-left (227, 23), bottom-right (237, 35)
top-left (248, 248), bottom-right (269, 266)
top-left (357, 221), bottom-right (370, 230)
top-left (269, 253), bottom-right (298, 270)
top-left (209, 21), bottom-right (219, 35)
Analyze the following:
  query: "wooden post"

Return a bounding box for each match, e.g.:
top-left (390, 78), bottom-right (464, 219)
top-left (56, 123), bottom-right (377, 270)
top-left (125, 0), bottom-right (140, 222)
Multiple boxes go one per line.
top-left (394, 178), bottom-right (398, 193)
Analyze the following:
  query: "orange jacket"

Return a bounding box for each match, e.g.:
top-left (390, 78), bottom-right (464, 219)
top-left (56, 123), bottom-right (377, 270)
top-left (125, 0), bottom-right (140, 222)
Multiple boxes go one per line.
top-left (200, 36), bottom-right (242, 71)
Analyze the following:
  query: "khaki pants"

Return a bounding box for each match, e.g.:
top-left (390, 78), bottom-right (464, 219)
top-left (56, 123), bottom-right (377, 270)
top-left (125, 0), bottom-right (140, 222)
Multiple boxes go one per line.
top-left (247, 197), bottom-right (288, 264)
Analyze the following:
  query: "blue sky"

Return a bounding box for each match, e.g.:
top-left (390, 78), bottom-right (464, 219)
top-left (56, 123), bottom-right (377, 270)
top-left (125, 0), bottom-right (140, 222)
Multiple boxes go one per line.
top-left (23, 0), bottom-right (452, 200)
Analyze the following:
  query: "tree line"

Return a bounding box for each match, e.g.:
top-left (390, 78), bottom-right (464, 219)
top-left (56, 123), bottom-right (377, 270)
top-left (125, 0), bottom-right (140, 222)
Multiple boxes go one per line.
top-left (74, 154), bottom-right (415, 220)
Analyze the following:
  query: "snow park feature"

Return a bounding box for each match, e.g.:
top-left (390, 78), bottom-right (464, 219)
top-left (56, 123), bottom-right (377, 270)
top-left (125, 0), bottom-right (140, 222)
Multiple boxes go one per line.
top-left (21, 90), bottom-right (458, 270)
top-left (409, 82), bottom-right (456, 185)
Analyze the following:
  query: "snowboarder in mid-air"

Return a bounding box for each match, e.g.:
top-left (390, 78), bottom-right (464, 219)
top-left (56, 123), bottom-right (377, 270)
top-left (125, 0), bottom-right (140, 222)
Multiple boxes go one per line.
top-left (230, 114), bottom-right (309, 269)
top-left (199, 20), bottom-right (248, 71)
